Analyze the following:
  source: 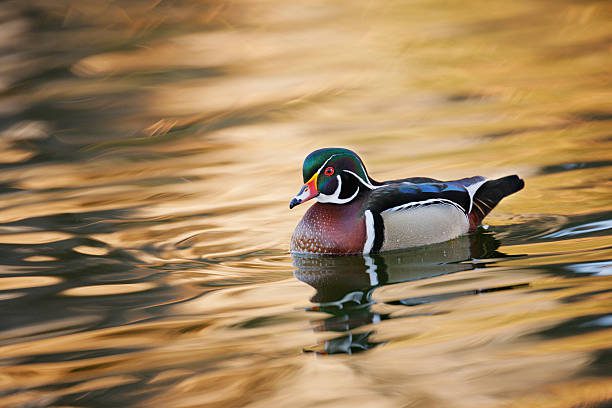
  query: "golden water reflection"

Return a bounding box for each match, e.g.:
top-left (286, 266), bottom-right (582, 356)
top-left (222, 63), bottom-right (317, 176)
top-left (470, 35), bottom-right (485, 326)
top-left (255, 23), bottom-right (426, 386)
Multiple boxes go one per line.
top-left (0, 0), bottom-right (610, 407)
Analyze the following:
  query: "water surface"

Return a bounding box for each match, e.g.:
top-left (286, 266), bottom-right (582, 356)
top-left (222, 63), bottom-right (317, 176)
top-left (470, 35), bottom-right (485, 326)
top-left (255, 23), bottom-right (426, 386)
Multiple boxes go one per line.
top-left (0, 1), bottom-right (610, 407)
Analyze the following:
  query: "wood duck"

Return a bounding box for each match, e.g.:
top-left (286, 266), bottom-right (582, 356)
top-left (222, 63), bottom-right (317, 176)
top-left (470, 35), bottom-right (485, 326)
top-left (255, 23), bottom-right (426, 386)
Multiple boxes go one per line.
top-left (289, 147), bottom-right (524, 255)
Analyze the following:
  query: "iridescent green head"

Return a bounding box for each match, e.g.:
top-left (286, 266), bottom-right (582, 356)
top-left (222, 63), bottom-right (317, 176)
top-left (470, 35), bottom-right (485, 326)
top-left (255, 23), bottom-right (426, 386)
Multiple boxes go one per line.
top-left (290, 148), bottom-right (376, 208)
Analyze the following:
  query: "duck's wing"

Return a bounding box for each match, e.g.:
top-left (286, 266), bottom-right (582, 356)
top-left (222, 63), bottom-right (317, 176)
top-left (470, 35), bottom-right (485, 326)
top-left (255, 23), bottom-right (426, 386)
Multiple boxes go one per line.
top-left (367, 175), bottom-right (524, 227)
top-left (381, 176), bottom-right (442, 184)
top-left (367, 178), bottom-right (478, 215)
top-left (362, 175), bottom-right (524, 253)
top-left (363, 179), bottom-right (475, 253)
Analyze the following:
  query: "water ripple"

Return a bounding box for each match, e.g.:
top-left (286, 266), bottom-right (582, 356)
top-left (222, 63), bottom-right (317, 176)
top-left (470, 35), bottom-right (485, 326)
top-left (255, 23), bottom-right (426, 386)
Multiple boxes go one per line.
top-left (542, 220), bottom-right (612, 239)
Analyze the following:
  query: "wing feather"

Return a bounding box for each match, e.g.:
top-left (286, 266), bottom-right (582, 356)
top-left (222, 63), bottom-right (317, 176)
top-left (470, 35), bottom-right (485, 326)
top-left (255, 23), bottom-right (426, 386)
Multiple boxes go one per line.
top-left (367, 181), bottom-right (471, 215)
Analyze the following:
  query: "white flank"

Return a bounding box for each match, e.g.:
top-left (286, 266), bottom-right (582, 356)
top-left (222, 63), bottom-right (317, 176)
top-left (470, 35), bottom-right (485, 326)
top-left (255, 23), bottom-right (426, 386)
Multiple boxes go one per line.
top-left (380, 201), bottom-right (469, 251)
top-left (363, 210), bottom-right (376, 254)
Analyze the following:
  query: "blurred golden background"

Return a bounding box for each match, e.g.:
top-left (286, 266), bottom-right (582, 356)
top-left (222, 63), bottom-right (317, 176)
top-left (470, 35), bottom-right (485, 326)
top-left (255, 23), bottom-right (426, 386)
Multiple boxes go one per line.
top-left (0, 1), bottom-right (610, 407)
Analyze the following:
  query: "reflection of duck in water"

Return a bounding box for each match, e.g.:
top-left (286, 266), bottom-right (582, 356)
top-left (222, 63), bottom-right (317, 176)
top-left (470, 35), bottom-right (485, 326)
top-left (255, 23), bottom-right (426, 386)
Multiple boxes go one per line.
top-left (289, 148), bottom-right (524, 255)
top-left (295, 233), bottom-right (513, 355)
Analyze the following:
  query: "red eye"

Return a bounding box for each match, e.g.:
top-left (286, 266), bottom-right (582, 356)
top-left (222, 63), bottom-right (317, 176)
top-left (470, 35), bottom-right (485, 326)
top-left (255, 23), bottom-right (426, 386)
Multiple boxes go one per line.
top-left (324, 166), bottom-right (334, 176)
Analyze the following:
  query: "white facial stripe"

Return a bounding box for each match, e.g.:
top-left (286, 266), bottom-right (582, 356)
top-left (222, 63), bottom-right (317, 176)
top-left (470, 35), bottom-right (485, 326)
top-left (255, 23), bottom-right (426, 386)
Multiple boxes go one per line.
top-left (363, 210), bottom-right (375, 254)
top-left (308, 152), bottom-right (371, 205)
top-left (317, 175), bottom-right (360, 204)
top-left (314, 154), bottom-right (338, 178)
top-left (343, 170), bottom-right (380, 190)
top-left (357, 161), bottom-right (372, 184)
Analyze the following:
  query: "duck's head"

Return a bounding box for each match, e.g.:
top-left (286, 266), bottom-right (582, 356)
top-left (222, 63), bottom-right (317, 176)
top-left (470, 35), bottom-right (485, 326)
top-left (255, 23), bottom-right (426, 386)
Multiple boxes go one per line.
top-left (290, 147), bottom-right (377, 209)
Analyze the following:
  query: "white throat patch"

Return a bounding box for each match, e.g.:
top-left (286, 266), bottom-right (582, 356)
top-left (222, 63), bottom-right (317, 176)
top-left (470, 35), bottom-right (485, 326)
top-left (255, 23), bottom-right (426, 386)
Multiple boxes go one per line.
top-left (317, 175), bottom-right (360, 204)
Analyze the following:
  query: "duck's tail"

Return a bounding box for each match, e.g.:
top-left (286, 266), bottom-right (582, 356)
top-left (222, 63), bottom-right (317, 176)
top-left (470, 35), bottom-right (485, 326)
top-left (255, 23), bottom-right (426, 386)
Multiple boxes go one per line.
top-left (468, 175), bottom-right (524, 229)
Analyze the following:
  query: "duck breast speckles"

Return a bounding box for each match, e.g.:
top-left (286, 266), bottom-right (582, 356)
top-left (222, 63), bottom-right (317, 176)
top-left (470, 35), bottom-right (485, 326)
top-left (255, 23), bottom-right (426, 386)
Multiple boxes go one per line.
top-left (291, 199), bottom-right (366, 255)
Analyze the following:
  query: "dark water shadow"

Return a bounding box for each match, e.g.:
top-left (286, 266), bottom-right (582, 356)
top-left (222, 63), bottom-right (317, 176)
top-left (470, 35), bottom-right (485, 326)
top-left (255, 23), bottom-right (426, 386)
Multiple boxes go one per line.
top-left (293, 232), bottom-right (525, 355)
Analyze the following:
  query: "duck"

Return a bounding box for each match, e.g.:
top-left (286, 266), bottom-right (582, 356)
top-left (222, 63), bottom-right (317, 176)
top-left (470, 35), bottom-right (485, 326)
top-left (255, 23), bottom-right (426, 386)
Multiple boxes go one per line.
top-left (289, 147), bottom-right (524, 255)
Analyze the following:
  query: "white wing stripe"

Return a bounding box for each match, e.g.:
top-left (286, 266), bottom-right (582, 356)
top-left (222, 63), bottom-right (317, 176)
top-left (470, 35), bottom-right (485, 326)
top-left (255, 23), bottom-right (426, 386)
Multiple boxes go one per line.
top-left (382, 198), bottom-right (466, 214)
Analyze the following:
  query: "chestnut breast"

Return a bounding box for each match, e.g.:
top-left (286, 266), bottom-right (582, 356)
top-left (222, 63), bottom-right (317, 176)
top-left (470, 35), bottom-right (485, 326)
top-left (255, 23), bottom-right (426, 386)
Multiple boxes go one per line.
top-left (290, 199), bottom-right (366, 255)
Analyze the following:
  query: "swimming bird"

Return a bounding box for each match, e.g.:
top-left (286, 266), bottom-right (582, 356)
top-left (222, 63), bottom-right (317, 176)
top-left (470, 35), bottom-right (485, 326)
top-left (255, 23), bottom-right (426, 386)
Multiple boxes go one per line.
top-left (289, 147), bottom-right (524, 255)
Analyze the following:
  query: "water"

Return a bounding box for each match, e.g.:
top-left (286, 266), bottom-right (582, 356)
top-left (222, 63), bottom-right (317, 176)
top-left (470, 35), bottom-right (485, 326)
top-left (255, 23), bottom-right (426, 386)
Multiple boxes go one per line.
top-left (0, 1), bottom-right (610, 407)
